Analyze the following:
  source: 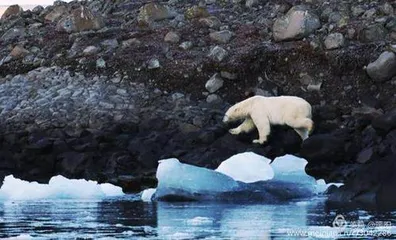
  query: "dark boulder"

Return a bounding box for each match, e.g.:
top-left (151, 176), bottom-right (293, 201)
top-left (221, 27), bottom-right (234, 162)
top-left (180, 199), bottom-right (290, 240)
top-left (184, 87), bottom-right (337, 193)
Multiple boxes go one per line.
top-left (385, 130), bottom-right (396, 155)
top-left (300, 132), bottom-right (352, 179)
top-left (328, 154), bottom-right (396, 210)
top-left (372, 108), bottom-right (396, 134)
top-left (300, 134), bottom-right (346, 164)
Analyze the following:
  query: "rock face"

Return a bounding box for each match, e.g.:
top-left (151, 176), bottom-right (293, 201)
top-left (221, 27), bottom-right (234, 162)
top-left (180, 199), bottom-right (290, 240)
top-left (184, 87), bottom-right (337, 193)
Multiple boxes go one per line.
top-left (1, 5), bottom-right (23, 20)
top-left (57, 6), bottom-right (105, 33)
top-left (273, 5), bottom-right (321, 41)
top-left (0, 0), bottom-right (396, 207)
top-left (371, 108), bottom-right (396, 133)
top-left (0, 67), bottom-right (304, 192)
top-left (366, 51), bottom-right (396, 82)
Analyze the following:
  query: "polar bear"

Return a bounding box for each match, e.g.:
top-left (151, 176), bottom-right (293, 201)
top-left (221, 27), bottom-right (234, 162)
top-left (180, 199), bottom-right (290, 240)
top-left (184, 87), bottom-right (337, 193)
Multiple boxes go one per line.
top-left (223, 95), bottom-right (314, 144)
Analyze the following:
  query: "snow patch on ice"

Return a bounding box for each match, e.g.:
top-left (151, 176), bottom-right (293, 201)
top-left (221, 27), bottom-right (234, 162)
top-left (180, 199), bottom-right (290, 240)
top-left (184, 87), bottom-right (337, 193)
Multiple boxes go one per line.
top-left (215, 152), bottom-right (274, 183)
top-left (0, 175), bottom-right (124, 200)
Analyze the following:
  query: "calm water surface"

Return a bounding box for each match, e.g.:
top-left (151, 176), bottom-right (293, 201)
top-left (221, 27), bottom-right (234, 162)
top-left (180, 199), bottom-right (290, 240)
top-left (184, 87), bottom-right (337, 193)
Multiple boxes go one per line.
top-left (0, 196), bottom-right (395, 239)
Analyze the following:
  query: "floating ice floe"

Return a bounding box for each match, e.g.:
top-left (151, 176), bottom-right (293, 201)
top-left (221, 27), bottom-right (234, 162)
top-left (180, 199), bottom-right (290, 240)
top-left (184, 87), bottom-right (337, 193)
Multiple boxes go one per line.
top-left (0, 175), bottom-right (124, 200)
top-left (142, 152), bottom-right (341, 202)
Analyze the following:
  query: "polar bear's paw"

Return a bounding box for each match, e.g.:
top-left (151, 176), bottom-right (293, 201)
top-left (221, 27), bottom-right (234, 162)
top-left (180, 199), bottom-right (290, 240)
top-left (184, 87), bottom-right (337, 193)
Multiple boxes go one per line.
top-left (302, 130), bottom-right (309, 140)
top-left (229, 128), bottom-right (240, 135)
top-left (252, 139), bottom-right (266, 144)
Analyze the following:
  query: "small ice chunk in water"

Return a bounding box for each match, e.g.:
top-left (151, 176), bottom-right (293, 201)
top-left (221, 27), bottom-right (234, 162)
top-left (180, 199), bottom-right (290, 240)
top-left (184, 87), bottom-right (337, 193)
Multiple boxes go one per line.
top-left (215, 152), bottom-right (274, 183)
top-left (3, 234), bottom-right (34, 240)
top-left (186, 217), bottom-right (214, 226)
top-left (0, 175), bottom-right (124, 200)
top-left (316, 179), bottom-right (344, 194)
top-left (0, 176), bottom-right (52, 200)
top-left (141, 188), bottom-right (156, 202)
top-left (155, 158), bottom-right (240, 199)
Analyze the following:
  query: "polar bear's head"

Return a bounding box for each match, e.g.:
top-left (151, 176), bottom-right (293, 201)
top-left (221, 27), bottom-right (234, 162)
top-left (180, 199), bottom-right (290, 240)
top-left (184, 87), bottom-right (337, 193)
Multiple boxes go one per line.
top-left (223, 105), bottom-right (244, 123)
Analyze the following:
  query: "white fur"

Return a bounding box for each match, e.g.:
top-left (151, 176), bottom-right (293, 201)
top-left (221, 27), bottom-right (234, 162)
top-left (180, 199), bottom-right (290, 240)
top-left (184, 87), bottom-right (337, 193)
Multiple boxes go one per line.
top-left (223, 96), bottom-right (314, 144)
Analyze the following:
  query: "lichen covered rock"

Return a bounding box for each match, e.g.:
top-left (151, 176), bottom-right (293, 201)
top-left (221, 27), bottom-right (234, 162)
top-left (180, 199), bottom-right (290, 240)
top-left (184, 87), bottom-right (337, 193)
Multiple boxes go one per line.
top-left (57, 6), bottom-right (105, 33)
top-left (273, 5), bottom-right (321, 41)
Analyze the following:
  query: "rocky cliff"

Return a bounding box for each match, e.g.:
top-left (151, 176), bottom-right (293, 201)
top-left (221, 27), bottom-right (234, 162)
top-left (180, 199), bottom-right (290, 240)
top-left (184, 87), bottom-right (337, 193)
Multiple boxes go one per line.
top-left (0, 0), bottom-right (396, 208)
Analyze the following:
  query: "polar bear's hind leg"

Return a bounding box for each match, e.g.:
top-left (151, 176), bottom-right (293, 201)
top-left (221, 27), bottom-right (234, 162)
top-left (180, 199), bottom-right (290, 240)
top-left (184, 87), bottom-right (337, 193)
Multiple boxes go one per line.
top-left (288, 117), bottom-right (314, 140)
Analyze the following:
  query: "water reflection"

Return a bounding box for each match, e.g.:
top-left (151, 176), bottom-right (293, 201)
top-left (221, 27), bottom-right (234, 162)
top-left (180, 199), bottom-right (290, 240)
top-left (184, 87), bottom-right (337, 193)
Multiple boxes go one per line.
top-left (156, 198), bottom-right (325, 239)
top-left (0, 198), bottom-right (158, 239)
top-left (0, 197), bottom-right (395, 239)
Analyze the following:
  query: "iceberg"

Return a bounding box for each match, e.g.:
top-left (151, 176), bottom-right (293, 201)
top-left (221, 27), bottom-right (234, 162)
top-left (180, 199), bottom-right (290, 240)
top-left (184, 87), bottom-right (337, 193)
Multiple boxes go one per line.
top-left (0, 175), bottom-right (124, 200)
top-left (149, 152), bottom-right (337, 202)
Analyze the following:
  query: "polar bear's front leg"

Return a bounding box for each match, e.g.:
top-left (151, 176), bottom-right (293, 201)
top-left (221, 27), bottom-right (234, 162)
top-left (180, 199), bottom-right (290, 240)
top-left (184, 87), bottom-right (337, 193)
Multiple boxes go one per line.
top-left (251, 115), bottom-right (271, 144)
top-left (229, 118), bottom-right (255, 135)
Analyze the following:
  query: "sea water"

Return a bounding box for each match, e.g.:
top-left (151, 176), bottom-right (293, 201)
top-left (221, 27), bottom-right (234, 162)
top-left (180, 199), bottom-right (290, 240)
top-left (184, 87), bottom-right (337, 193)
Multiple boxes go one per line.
top-left (1, 197), bottom-right (395, 239)
top-left (0, 153), bottom-right (395, 239)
